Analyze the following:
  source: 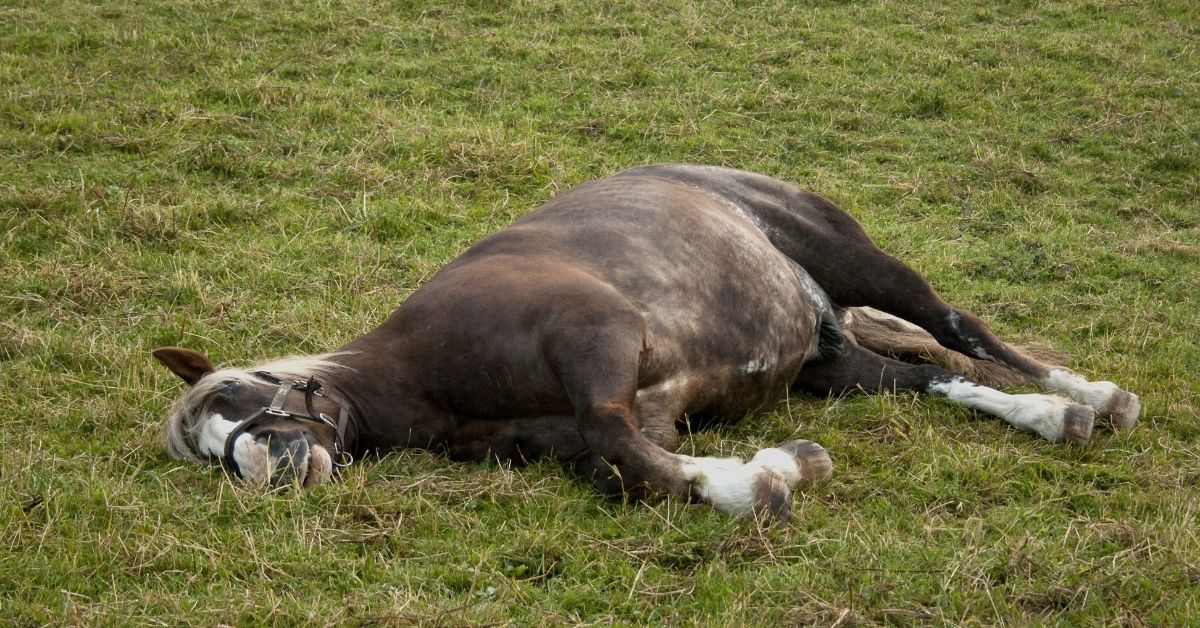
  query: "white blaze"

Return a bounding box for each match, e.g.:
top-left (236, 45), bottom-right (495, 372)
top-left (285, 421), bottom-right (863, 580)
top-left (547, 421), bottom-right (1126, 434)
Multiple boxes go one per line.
top-left (197, 413), bottom-right (239, 459)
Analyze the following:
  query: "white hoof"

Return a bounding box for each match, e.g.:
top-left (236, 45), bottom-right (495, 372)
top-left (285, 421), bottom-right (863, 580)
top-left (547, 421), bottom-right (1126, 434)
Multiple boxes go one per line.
top-left (1100, 388), bottom-right (1141, 430)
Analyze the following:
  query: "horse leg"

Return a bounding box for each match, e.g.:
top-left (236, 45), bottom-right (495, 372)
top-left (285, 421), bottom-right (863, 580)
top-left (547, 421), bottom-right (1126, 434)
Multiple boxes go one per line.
top-left (835, 260), bottom-right (1138, 428)
top-left (548, 309), bottom-right (829, 523)
top-left (758, 197), bottom-right (1140, 428)
top-left (572, 433), bottom-right (832, 524)
top-left (794, 342), bottom-right (1096, 444)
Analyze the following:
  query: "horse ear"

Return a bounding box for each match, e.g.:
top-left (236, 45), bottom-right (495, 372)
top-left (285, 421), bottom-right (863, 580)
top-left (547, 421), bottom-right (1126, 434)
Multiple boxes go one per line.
top-left (152, 347), bottom-right (217, 386)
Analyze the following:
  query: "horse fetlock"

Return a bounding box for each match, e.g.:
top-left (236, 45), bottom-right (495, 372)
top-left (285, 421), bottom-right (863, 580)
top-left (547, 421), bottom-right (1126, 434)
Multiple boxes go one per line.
top-left (1043, 369), bottom-right (1141, 429)
top-left (1009, 394), bottom-right (1095, 444)
top-left (679, 456), bottom-right (744, 512)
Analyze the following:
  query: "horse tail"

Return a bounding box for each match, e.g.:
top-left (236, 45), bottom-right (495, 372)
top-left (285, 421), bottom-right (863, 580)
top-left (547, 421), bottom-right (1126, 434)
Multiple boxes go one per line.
top-left (839, 307), bottom-right (1068, 390)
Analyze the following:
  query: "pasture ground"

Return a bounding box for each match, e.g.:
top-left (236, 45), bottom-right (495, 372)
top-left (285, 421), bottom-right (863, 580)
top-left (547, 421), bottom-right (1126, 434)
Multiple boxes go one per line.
top-left (3, 0), bottom-right (1198, 624)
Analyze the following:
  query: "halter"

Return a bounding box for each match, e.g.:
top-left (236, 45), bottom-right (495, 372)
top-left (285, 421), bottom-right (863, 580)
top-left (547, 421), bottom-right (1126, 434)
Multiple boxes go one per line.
top-left (221, 371), bottom-right (354, 479)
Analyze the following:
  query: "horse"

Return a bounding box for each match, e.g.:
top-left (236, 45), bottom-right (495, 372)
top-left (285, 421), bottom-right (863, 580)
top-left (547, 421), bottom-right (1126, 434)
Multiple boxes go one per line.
top-left (154, 164), bottom-right (1140, 523)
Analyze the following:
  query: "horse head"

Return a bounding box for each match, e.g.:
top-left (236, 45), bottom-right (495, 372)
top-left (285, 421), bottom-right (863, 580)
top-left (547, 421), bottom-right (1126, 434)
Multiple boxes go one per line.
top-left (153, 347), bottom-right (353, 488)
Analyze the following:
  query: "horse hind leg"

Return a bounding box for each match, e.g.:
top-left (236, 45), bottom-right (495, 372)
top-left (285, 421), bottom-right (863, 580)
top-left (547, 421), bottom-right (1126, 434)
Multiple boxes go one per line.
top-left (842, 303), bottom-right (1141, 430)
top-left (794, 342), bottom-right (1096, 445)
top-left (830, 262), bottom-right (1139, 428)
top-left (728, 176), bottom-right (1140, 429)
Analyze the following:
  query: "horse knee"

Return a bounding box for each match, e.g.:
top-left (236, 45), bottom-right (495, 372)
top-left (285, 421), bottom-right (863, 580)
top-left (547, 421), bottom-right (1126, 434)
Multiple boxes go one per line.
top-left (577, 405), bottom-right (637, 458)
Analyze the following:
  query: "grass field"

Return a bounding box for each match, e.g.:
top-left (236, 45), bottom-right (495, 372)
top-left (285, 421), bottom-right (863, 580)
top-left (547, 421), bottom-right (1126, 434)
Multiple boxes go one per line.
top-left (3, 0), bottom-right (1198, 624)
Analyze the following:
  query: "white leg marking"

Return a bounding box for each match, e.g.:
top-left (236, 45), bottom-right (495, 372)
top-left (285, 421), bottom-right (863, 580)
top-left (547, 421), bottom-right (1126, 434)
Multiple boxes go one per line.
top-left (1043, 369), bottom-right (1141, 427)
top-left (679, 456), bottom-right (746, 514)
top-left (930, 377), bottom-right (1092, 443)
top-left (678, 448), bottom-right (805, 516)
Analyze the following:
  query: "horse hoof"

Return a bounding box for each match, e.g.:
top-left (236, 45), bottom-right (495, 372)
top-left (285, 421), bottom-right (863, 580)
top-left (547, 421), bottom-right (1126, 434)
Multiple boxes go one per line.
top-left (1103, 389), bottom-right (1140, 430)
top-left (1062, 404), bottom-right (1094, 445)
top-left (752, 470), bottom-right (792, 525)
top-left (778, 439), bottom-right (833, 484)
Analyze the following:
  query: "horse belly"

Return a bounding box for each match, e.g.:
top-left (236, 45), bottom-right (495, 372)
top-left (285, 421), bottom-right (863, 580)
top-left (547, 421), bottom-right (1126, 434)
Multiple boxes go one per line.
top-left (637, 238), bottom-right (823, 421)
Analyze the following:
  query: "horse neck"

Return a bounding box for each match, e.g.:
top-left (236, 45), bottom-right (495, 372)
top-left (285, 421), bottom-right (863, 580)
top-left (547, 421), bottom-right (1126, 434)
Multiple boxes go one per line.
top-left (327, 336), bottom-right (443, 453)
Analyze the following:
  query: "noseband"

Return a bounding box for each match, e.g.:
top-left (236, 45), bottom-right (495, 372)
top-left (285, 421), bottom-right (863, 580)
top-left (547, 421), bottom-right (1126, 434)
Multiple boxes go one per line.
top-left (221, 371), bottom-right (354, 479)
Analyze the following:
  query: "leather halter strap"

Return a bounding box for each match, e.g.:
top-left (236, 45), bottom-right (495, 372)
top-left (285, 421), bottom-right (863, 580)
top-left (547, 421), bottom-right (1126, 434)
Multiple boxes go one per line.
top-left (221, 372), bottom-right (353, 479)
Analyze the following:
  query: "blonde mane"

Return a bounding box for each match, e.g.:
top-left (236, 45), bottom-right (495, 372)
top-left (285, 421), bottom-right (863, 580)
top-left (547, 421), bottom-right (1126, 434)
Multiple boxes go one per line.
top-left (162, 353), bottom-right (352, 462)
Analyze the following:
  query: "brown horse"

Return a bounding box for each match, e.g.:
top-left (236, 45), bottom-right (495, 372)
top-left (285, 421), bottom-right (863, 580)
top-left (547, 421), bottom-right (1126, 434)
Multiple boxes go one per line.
top-left (154, 164), bottom-right (1140, 522)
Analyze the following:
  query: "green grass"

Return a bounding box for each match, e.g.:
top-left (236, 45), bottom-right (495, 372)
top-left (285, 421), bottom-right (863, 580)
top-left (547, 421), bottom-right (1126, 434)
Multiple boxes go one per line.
top-left (3, 0), bottom-right (1198, 624)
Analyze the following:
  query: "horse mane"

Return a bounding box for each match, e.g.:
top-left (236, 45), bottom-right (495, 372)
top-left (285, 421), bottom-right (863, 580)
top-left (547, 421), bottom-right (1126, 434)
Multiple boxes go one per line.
top-left (162, 353), bottom-right (352, 462)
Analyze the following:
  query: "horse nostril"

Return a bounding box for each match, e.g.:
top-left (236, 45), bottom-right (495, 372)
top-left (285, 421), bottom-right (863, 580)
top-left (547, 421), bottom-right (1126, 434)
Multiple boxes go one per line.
top-left (261, 431), bottom-right (311, 487)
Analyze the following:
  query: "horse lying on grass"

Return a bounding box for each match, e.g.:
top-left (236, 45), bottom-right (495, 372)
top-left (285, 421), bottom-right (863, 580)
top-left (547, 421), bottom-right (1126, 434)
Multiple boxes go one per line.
top-left (154, 164), bottom-right (1140, 523)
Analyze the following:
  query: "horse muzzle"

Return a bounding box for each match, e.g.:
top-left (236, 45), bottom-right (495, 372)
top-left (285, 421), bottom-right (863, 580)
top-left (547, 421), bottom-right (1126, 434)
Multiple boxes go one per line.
top-left (266, 432), bottom-right (311, 487)
top-left (228, 427), bottom-right (334, 488)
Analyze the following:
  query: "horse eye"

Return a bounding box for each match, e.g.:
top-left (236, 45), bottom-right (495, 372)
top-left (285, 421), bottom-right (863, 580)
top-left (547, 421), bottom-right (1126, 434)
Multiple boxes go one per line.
top-left (222, 380), bottom-right (243, 396)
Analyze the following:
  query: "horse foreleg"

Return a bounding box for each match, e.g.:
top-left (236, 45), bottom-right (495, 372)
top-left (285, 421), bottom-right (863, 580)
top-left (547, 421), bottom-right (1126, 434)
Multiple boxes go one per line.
top-left (549, 312), bottom-right (828, 523)
top-left (676, 440), bottom-right (832, 523)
